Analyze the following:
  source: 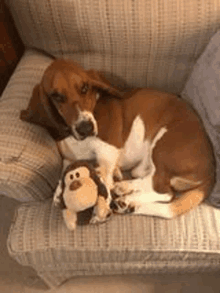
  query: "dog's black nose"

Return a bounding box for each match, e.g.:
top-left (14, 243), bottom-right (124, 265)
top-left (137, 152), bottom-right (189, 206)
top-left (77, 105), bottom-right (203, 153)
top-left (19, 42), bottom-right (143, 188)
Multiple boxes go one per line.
top-left (76, 121), bottom-right (94, 139)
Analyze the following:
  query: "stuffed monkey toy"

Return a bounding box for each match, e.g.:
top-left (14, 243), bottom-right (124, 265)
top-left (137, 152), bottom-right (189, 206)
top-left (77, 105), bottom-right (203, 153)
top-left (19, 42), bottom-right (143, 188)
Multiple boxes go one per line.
top-left (54, 160), bottom-right (112, 230)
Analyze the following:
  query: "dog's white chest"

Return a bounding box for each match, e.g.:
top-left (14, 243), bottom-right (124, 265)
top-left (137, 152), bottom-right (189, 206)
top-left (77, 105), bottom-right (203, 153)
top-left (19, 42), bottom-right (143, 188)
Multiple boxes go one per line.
top-left (57, 115), bottom-right (167, 186)
top-left (118, 115), bottom-right (147, 170)
top-left (57, 135), bottom-right (119, 163)
top-left (118, 115), bottom-right (167, 178)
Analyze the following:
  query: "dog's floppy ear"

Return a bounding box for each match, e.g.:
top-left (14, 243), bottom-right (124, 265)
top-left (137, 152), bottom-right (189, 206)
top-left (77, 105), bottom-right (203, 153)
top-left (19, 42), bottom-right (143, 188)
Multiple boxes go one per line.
top-left (20, 84), bottom-right (71, 140)
top-left (87, 69), bottom-right (123, 98)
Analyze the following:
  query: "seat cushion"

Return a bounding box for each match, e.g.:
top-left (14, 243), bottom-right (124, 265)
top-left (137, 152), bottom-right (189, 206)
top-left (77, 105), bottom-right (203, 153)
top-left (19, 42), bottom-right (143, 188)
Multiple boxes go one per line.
top-left (7, 199), bottom-right (220, 288)
top-left (0, 50), bottom-right (62, 201)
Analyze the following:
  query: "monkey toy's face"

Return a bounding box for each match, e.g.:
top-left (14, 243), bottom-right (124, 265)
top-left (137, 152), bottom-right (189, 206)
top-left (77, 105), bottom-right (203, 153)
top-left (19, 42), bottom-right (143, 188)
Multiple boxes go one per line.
top-left (63, 166), bottom-right (98, 212)
top-left (54, 161), bottom-right (112, 229)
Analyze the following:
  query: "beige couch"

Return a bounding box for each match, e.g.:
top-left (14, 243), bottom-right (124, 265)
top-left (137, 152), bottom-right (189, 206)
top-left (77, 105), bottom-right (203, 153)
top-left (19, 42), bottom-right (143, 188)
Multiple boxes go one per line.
top-left (1, 0), bottom-right (220, 289)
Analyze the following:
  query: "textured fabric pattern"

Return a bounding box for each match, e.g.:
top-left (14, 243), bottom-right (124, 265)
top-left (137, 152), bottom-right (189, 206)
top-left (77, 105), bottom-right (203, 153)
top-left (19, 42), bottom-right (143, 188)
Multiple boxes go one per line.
top-left (5, 0), bottom-right (220, 93)
top-left (8, 199), bottom-right (220, 287)
top-left (0, 50), bottom-right (62, 201)
top-left (181, 31), bottom-right (220, 208)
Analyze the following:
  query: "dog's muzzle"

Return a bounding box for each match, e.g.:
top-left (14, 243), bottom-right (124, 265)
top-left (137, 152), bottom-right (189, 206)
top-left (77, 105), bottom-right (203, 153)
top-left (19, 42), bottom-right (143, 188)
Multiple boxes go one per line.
top-left (75, 120), bottom-right (95, 139)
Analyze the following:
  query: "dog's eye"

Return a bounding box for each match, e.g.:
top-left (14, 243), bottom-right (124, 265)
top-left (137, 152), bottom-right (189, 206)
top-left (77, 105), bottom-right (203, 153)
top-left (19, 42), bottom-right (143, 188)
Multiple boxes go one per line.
top-left (81, 83), bottom-right (89, 94)
top-left (70, 174), bottom-right (74, 180)
top-left (50, 91), bottom-right (66, 103)
top-left (96, 92), bottom-right (100, 100)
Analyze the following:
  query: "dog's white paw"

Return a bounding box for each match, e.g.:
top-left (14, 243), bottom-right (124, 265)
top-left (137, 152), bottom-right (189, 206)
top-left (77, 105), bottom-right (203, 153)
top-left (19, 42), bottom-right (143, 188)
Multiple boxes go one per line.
top-left (113, 178), bottom-right (172, 202)
top-left (112, 199), bottom-right (136, 214)
top-left (113, 180), bottom-right (140, 197)
top-left (112, 190), bottom-right (172, 215)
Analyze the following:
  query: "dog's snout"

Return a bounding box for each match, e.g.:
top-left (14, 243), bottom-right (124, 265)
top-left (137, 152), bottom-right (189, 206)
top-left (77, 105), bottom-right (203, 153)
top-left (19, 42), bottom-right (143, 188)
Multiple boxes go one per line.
top-left (69, 180), bottom-right (82, 191)
top-left (76, 121), bottom-right (94, 139)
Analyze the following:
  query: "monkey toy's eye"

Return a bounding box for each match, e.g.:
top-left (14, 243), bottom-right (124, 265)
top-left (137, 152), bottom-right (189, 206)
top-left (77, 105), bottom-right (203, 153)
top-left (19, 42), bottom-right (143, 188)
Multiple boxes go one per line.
top-left (75, 172), bottom-right (80, 178)
top-left (66, 167), bottom-right (89, 184)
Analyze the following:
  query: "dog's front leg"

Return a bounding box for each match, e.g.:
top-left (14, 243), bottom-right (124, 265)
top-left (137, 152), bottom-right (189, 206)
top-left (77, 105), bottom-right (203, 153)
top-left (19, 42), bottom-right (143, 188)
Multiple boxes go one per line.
top-left (95, 142), bottom-right (120, 196)
top-left (95, 159), bottom-right (119, 208)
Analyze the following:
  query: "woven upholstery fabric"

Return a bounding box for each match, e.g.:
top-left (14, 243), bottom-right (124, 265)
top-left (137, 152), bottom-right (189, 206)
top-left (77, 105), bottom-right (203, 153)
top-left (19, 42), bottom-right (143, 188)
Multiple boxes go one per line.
top-left (8, 199), bottom-right (220, 288)
top-left (5, 0), bottom-right (220, 93)
top-left (0, 50), bottom-right (62, 201)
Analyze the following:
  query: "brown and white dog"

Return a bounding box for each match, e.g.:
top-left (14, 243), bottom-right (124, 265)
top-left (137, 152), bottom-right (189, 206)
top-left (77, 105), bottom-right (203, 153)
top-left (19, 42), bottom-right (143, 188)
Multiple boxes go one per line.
top-left (20, 59), bottom-right (216, 222)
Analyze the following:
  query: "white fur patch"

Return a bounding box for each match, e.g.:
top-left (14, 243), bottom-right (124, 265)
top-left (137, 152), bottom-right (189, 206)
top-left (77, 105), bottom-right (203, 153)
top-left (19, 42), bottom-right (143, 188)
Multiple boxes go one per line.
top-left (57, 114), bottom-right (172, 219)
top-left (147, 126), bottom-right (167, 177)
top-left (118, 122), bottom-right (167, 179)
top-left (170, 177), bottom-right (202, 190)
top-left (113, 126), bottom-right (174, 219)
top-left (118, 116), bottom-right (167, 179)
top-left (72, 108), bottom-right (98, 139)
top-left (113, 178), bottom-right (173, 218)
top-left (118, 115), bottom-right (146, 170)
top-left (57, 135), bottom-right (120, 193)
top-left (58, 136), bottom-right (119, 167)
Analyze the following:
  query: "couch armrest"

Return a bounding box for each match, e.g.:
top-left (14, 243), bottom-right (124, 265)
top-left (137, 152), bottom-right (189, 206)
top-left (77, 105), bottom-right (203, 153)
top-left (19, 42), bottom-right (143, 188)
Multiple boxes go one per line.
top-left (0, 50), bottom-right (62, 202)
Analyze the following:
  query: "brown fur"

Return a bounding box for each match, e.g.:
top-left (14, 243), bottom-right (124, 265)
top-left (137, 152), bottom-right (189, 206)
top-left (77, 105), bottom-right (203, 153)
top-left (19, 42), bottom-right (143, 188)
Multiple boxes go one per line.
top-left (95, 88), bottom-right (216, 216)
top-left (20, 59), bottom-right (122, 140)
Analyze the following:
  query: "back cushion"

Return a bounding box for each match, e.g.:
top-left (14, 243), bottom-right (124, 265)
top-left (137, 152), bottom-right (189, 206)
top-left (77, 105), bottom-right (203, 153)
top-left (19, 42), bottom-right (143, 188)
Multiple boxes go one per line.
top-left (5, 0), bottom-right (220, 93)
top-left (182, 30), bottom-right (220, 208)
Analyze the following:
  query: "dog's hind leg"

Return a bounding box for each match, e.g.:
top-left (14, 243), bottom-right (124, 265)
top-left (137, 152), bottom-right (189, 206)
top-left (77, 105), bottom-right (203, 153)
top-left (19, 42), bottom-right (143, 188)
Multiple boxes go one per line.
top-left (112, 174), bottom-right (173, 218)
top-left (113, 190), bottom-right (172, 218)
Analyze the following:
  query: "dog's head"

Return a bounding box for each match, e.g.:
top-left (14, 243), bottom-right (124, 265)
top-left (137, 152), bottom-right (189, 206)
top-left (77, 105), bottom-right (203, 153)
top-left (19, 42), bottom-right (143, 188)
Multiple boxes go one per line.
top-left (20, 59), bottom-right (122, 140)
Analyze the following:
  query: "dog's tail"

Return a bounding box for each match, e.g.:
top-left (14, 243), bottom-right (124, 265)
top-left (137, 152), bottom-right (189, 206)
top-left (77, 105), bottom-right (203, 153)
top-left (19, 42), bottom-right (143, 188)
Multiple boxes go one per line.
top-left (167, 175), bottom-right (215, 218)
top-left (168, 189), bottom-right (205, 218)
